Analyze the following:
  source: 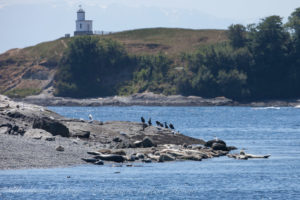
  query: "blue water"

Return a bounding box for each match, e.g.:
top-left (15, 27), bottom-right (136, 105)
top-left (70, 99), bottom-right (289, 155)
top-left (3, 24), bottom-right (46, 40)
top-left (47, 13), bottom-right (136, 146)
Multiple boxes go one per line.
top-left (1, 106), bottom-right (300, 200)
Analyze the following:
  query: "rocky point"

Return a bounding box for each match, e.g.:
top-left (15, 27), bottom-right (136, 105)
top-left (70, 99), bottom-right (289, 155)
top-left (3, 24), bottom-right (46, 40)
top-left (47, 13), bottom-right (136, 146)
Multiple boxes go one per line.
top-left (0, 94), bottom-right (237, 169)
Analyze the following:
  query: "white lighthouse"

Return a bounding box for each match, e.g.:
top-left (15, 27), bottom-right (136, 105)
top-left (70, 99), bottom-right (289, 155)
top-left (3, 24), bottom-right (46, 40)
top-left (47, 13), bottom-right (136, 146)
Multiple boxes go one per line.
top-left (74, 6), bottom-right (93, 36)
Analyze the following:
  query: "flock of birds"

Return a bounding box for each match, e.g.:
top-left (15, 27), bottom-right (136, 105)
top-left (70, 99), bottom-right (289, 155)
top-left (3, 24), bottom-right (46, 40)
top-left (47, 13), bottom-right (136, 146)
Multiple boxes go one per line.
top-left (88, 114), bottom-right (175, 131)
top-left (88, 114), bottom-right (222, 140)
top-left (140, 116), bottom-right (175, 130)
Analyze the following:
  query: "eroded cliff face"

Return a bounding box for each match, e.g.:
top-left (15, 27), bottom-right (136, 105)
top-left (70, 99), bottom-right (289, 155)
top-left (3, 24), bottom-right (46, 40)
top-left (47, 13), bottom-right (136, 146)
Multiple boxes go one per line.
top-left (0, 47), bottom-right (60, 97)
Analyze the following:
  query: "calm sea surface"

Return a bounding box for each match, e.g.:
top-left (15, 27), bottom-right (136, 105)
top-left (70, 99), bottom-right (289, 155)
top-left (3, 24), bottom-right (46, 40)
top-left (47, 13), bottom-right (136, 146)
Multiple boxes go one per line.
top-left (1, 106), bottom-right (300, 200)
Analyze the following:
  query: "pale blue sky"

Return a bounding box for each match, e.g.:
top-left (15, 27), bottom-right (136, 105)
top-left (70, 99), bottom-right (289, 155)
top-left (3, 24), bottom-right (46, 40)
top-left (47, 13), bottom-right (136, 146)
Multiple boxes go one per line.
top-left (0, 0), bottom-right (299, 53)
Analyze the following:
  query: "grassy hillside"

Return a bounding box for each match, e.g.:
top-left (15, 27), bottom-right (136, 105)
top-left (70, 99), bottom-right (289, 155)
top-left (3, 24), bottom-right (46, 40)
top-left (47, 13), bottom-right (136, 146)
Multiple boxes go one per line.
top-left (0, 28), bottom-right (228, 97)
top-left (0, 28), bottom-right (227, 96)
top-left (106, 28), bottom-right (227, 56)
top-left (4, 28), bottom-right (227, 60)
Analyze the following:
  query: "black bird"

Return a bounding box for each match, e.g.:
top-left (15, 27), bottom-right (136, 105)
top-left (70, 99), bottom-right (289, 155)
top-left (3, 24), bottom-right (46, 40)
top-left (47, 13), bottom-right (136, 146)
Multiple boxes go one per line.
top-left (159, 123), bottom-right (164, 127)
top-left (142, 123), bottom-right (148, 131)
top-left (164, 122), bottom-right (169, 129)
top-left (169, 123), bottom-right (175, 130)
top-left (156, 121), bottom-right (161, 126)
top-left (141, 117), bottom-right (145, 123)
top-left (148, 118), bottom-right (152, 126)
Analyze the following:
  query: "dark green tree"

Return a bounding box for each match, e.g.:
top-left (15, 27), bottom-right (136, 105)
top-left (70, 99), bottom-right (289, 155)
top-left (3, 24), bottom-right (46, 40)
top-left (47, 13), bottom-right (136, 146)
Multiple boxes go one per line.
top-left (54, 36), bottom-right (132, 97)
top-left (247, 16), bottom-right (291, 98)
top-left (286, 7), bottom-right (300, 97)
top-left (286, 8), bottom-right (300, 40)
top-left (228, 24), bottom-right (247, 49)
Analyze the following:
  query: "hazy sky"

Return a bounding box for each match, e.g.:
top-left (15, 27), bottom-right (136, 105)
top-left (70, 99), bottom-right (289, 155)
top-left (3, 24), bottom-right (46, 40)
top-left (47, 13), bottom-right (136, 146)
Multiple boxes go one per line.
top-left (0, 0), bottom-right (299, 53)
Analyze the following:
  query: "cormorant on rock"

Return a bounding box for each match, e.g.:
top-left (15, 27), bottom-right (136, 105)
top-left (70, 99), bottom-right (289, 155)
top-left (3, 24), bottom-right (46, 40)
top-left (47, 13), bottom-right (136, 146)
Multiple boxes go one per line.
top-left (169, 123), bottom-right (175, 130)
top-left (141, 117), bottom-right (145, 123)
top-left (89, 114), bottom-right (93, 121)
top-left (148, 118), bottom-right (152, 126)
top-left (156, 121), bottom-right (161, 126)
top-left (164, 122), bottom-right (169, 129)
top-left (142, 122), bottom-right (148, 131)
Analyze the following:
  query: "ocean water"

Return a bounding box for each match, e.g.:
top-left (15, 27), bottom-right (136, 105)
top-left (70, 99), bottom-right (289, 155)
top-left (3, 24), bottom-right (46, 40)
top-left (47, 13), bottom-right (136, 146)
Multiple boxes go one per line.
top-left (1, 106), bottom-right (300, 200)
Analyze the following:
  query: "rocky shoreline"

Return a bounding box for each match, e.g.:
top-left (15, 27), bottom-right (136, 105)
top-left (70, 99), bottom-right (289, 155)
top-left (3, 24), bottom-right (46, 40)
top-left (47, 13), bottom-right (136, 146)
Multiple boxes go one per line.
top-left (0, 94), bottom-right (238, 169)
top-left (18, 92), bottom-right (300, 107)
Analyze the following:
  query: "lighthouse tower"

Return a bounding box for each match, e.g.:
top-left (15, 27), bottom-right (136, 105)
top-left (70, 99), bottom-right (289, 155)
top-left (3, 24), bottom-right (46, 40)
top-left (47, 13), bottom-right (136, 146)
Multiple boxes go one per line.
top-left (74, 6), bottom-right (93, 36)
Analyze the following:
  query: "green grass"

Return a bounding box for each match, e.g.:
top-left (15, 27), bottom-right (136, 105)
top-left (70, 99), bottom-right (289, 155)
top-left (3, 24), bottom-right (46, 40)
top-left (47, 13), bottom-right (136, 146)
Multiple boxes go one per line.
top-left (106, 28), bottom-right (228, 56)
top-left (23, 38), bottom-right (72, 61)
top-left (4, 88), bottom-right (42, 98)
top-left (16, 28), bottom-right (228, 60)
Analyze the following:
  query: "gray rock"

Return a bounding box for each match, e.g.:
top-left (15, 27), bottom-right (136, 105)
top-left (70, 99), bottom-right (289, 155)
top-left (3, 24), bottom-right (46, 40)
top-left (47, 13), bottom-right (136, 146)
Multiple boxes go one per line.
top-left (205, 139), bottom-right (226, 148)
top-left (0, 126), bottom-right (10, 134)
top-left (33, 117), bottom-right (70, 137)
top-left (227, 146), bottom-right (237, 151)
top-left (159, 154), bottom-right (175, 162)
top-left (12, 125), bottom-right (25, 135)
top-left (82, 158), bottom-right (98, 163)
top-left (130, 154), bottom-right (138, 161)
top-left (0, 123), bottom-right (25, 135)
top-left (192, 146), bottom-right (203, 150)
top-left (56, 145), bottom-right (64, 152)
top-left (134, 137), bottom-right (155, 148)
top-left (120, 132), bottom-right (127, 136)
top-left (113, 137), bottom-right (122, 142)
top-left (115, 141), bottom-right (134, 149)
top-left (143, 158), bottom-right (152, 163)
top-left (25, 128), bottom-right (52, 139)
top-left (45, 137), bottom-right (55, 141)
top-left (181, 155), bottom-right (202, 161)
top-left (136, 153), bottom-right (145, 159)
top-left (112, 150), bottom-right (126, 156)
top-left (94, 154), bottom-right (125, 163)
top-left (98, 149), bottom-right (112, 154)
top-left (212, 143), bottom-right (227, 151)
top-left (141, 137), bottom-right (155, 148)
top-left (91, 120), bottom-right (103, 125)
top-left (73, 130), bottom-right (90, 139)
top-left (215, 151), bottom-right (228, 156)
top-left (7, 111), bottom-right (27, 120)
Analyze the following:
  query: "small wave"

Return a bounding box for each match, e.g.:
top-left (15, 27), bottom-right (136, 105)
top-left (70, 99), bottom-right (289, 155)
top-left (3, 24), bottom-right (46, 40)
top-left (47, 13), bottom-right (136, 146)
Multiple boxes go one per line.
top-left (252, 107), bottom-right (280, 110)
